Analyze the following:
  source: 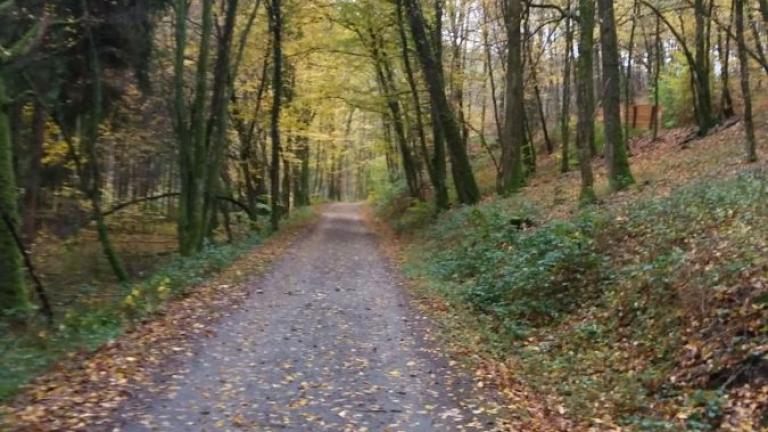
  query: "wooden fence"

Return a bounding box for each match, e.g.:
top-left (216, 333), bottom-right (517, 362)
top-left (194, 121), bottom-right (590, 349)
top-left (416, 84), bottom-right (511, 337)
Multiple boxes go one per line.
top-left (596, 104), bottom-right (662, 130)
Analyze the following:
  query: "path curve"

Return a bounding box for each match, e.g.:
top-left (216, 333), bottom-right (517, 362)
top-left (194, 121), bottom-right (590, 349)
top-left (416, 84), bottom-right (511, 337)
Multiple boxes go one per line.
top-left (115, 203), bottom-right (499, 431)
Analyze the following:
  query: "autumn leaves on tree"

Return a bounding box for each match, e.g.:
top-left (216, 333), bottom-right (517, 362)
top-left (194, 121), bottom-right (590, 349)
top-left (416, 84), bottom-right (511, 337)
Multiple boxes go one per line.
top-left (0, 0), bottom-right (764, 322)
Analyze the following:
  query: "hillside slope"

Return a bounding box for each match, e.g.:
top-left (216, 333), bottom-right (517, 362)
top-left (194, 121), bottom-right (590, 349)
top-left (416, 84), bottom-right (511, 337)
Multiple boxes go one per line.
top-left (381, 121), bottom-right (768, 431)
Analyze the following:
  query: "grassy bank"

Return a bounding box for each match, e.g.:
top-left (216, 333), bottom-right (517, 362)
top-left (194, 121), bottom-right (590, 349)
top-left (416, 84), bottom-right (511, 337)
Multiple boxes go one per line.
top-left (381, 132), bottom-right (768, 430)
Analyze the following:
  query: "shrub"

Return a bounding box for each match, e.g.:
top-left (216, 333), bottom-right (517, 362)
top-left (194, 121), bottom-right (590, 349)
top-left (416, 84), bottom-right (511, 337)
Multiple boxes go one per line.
top-left (426, 200), bottom-right (605, 336)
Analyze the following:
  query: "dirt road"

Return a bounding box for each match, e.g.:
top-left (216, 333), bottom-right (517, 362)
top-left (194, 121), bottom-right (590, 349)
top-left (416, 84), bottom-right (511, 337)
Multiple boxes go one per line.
top-left (116, 204), bottom-right (500, 431)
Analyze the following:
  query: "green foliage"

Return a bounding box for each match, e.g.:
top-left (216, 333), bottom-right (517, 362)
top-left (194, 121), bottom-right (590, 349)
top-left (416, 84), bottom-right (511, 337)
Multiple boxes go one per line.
top-left (658, 55), bottom-right (696, 128)
top-left (0, 233), bottom-right (263, 401)
top-left (393, 201), bottom-right (434, 232)
top-left (120, 235), bottom-right (261, 317)
top-left (424, 200), bottom-right (604, 336)
top-left (407, 169), bottom-right (768, 425)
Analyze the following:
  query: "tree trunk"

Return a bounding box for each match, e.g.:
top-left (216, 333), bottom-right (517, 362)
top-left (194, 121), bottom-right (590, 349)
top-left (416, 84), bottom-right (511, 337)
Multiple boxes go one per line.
top-left (561, 3), bottom-right (573, 173)
top-left (83, 1), bottom-right (128, 281)
top-left (694, 0), bottom-right (715, 134)
top-left (402, 0), bottom-right (479, 205)
top-left (718, 27), bottom-right (735, 118)
top-left (282, 152), bottom-right (291, 216)
top-left (204, 0), bottom-right (239, 236)
top-left (624, 0), bottom-right (638, 151)
top-left (533, 77), bottom-right (553, 155)
top-left (0, 74), bottom-right (27, 315)
top-left (598, 0), bottom-right (635, 191)
top-left (396, 0), bottom-right (448, 210)
top-left (172, 0), bottom-right (214, 255)
top-left (22, 100), bottom-right (45, 242)
top-left (735, 0), bottom-right (757, 162)
top-left (298, 138), bottom-right (310, 206)
top-left (499, 0), bottom-right (526, 194)
top-left (368, 28), bottom-right (421, 199)
top-left (718, 0), bottom-right (736, 120)
top-left (269, 0), bottom-right (283, 231)
top-left (651, 14), bottom-right (662, 140)
top-left (576, 0), bottom-right (597, 203)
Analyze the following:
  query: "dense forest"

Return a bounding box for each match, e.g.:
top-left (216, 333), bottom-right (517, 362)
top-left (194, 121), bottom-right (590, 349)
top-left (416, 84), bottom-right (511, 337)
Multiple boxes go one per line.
top-left (1, 0), bottom-right (767, 430)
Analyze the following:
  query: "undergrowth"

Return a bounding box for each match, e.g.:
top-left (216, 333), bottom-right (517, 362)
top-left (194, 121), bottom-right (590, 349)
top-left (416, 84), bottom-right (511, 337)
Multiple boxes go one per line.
top-left (396, 170), bottom-right (768, 430)
top-left (0, 208), bottom-right (314, 401)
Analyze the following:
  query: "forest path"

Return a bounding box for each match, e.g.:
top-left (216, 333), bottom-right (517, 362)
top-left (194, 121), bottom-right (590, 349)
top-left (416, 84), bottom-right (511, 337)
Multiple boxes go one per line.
top-left (115, 203), bottom-right (500, 431)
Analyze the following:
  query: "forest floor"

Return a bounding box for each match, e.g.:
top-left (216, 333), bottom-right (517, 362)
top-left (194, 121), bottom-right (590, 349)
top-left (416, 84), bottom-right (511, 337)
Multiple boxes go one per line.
top-left (3, 203), bottom-right (514, 431)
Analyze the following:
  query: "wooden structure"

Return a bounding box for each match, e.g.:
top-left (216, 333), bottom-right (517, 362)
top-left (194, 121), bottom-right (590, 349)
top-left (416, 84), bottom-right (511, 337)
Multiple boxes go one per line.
top-left (596, 104), bottom-right (662, 130)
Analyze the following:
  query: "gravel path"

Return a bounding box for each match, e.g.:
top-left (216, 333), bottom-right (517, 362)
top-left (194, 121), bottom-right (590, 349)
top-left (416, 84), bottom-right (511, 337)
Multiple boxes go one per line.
top-left (115, 203), bottom-right (501, 431)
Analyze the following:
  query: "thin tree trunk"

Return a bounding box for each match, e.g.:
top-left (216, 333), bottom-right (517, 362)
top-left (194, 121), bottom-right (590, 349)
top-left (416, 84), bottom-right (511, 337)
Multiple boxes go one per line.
top-left (0, 74), bottom-right (27, 314)
top-left (735, 0), bottom-right (757, 162)
top-left (268, 0), bottom-right (283, 231)
top-left (368, 28), bottom-right (420, 199)
top-left (22, 100), bottom-right (45, 242)
top-left (576, 0), bottom-right (597, 203)
top-left (561, 3), bottom-right (573, 173)
top-left (84, 0), bottom-right (128, 281)
top-left (282, 152), bottom-right (291, 216)
top-left (204, 0), bottom-right (239, 236)
top-left (651, 14), bottom-right (662, 140)
top-left (718, 26), bottom-right (735, 118)
top-left (624, 0), bottom-right (638, 151)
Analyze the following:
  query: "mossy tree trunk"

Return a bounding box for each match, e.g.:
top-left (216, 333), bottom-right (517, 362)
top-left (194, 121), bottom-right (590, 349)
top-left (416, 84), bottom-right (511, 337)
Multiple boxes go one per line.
top-left (83, 0), bottom-right (128, 281)
top-left (499, 0), bottom-right (526, 194)
top-left (0, 3), bottom-right (49, 316)
top-left (576, 0), bottom-right (597, 204)
top-left (598, 0), bottom-right (635, 191)
top-left (172, 0), bottom-right (215, 255)
top-left (0, 73), bottom-right (27, 315)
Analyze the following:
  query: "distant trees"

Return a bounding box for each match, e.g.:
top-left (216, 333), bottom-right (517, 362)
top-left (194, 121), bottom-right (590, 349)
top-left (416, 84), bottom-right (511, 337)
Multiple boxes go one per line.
top-left (1, 0), bottom-right (765, 320)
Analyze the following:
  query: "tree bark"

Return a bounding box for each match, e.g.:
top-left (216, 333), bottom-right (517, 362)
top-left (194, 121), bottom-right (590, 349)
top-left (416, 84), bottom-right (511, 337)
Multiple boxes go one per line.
top-left (624, 0), bottom-right (639, 151)
top-left (367, 27), bottom-right (421, 199)
top-left (693, 0), bottom-right (716, 134)
top-left (651, 14), bottom-right (662, 140)
top-left (83, 0), bottom-right (129, 281)
top-left (204, 0), bottom-right (239, 235)
top-left (22, 100), bottom-right (45, 242)
top-left (0, 73), bottom-right (27, 315)
top-left (576, 0), bottom-right (597, 203)
top-left (499, 0), bottom-right (526, 194)
top-left (396, 0), bottom-right (448, 210)
top-left (560, 2), bottom-right (573, 173)
top-left (172, 0), bottom-right (215, 255)
top-left (268, 0), bottom-right (283, 230)
top-left (598, 0), bottom-right (635, 191)
top-left (402, 0), bottom-right (479, 205)
top-left (735, 0), bottom-right (757, 162)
